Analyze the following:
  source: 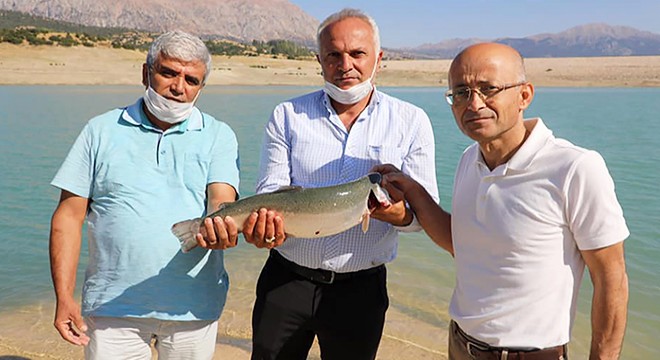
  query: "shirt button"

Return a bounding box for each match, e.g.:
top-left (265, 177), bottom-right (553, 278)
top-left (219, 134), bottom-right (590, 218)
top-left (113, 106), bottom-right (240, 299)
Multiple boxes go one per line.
top-left (160, 150), bottom-right (166, 154)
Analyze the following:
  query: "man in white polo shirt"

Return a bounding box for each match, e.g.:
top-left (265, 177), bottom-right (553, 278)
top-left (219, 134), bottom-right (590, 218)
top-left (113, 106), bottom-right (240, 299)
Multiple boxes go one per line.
top-left (373, 43), bottom-right (629, 359)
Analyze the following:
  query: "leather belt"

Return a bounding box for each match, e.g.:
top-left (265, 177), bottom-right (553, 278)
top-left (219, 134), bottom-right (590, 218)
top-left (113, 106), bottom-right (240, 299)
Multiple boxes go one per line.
top-left (453, 321), bottom-right (567, 360)
top-left (270, 249), bottom-right (384, 285)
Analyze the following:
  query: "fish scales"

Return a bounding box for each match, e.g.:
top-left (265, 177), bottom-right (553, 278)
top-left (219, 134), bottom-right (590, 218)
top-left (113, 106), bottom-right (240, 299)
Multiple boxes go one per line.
top-left (171, 173), bottom-right (389, 252)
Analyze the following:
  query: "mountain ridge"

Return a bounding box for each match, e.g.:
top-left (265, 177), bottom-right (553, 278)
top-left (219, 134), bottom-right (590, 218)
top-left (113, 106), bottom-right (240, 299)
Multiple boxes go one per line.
top-left (1, 2), bottom-right (659, 58)
top-left (0, 0), bottom-right (319, 45)
top-left (401, 23), bottom-right (660, 58)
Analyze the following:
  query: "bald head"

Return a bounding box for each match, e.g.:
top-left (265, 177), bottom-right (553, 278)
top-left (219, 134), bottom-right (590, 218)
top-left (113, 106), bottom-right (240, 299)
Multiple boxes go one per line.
top-left (445, 42), bottom-right (535, 149)
top-left (449, 43), bottom-right (526, 88)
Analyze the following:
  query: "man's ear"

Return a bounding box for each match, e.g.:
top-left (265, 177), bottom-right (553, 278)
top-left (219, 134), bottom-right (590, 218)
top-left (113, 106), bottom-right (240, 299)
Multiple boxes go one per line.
top-left (519, 82), bottom-right (535, 111)
top-left (376, 50), bottom-right (384, 73)
top-left (141, 63), bottom-right (149, 88)
top-left (316, 53), bottom-right (324, 77)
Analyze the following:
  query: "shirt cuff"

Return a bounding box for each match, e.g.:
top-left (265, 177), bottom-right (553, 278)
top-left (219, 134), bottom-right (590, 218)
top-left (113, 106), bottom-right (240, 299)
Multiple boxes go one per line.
top-left (393, 210), bottom-right (422, 233)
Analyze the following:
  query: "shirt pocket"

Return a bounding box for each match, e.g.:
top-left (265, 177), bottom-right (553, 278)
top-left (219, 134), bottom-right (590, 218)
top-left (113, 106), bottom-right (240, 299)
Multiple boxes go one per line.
top-left (183, 153), bottom-right (211, 191)
top-left (94, 154), bottom-right (150, 196)
top-left (368, 145), bottom-right (403, 167)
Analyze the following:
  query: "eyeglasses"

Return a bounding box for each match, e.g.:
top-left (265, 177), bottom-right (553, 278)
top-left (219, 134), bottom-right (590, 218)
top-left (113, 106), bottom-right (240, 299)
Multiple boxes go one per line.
top-left (444, 82), bottom-right (526, 106)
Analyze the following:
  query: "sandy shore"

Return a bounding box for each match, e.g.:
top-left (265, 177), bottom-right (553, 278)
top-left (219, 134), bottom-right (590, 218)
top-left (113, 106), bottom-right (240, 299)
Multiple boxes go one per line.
top-left (2, 43), bottom-right (659, 87)
top-left (0, 299), bottom-right (447, 360)
top-left (0, 249), bottom-right (448, 359)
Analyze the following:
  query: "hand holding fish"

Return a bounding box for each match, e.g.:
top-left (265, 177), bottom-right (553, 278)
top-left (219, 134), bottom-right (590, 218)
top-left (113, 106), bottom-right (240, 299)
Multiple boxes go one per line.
top-left (243, 208), bottom-right (287, 248)
top-left (370, 197), bottom-right (413, 226)
top-left (371, 164), bottom-right (418, 200)
top-left (370, 164), bottom-right (416, 226)
top-left (195, 215), bottom-right (240, 250)
top-left (373, 164), bottom-right (454, 254)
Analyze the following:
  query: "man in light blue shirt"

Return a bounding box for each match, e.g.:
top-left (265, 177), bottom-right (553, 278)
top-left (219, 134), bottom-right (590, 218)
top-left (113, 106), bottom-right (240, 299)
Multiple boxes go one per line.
top-left (243, 9), bottom-right (439, 360)
top-left (49, 31), bottom-right (239, 359)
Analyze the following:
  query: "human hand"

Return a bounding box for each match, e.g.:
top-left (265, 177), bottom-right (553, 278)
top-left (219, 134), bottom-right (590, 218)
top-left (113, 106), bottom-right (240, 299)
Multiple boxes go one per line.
top-left (54, 297), bottom-right (89, 346)
top-left (370, 164), bottom-right (421, 226)
top-left (370, 164), bottom-right (417, 203)
top-left (243, 208), bottom-right (286, 249)
top-left (370, 198), bottom-right (413, 226)
top-left (195, 215), bottom-right (239, 250)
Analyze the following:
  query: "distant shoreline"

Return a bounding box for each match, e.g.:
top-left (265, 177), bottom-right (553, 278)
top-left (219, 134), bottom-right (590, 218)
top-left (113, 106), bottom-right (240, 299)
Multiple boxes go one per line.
top-left (2, 43), bottom-right (660, 87)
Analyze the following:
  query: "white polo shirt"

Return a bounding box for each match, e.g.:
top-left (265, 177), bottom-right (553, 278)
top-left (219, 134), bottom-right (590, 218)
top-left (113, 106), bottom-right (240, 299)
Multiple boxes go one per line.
top-left (449, 118), bottom-right (629, 348)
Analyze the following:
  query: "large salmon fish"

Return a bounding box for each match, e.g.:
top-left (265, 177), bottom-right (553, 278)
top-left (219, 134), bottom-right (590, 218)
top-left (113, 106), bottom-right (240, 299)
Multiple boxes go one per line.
top-left (171, 173), bottom-right (391, 252)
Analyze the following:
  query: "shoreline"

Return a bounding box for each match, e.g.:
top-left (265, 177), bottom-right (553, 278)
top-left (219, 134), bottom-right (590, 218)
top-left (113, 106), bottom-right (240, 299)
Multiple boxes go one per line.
top-left (2, 43), bottom-right (660, 87)
top-left (0, 298), bottom-right (448, 359)
top-left (0, 246), bottom-right (450, 359)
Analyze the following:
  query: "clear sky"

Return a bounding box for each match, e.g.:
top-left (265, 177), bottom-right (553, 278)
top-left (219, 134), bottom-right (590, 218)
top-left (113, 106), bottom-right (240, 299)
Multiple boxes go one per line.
top-left (289, 0), bottom-right (660, 48)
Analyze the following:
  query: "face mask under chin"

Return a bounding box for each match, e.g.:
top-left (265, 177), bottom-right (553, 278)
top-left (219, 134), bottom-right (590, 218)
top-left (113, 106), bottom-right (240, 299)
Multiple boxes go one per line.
top-left (143, 86), bottom-right (199, 125)
top-left (323, 59), bottom-right (379, 105)
top-left (323, 80), bottom-right (373, 105)
top-left (142, 69), bottom-right (201, 125)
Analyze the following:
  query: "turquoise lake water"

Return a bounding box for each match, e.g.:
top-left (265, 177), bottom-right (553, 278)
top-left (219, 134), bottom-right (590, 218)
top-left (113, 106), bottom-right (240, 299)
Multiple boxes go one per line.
top-left (0, 85), bottom-right (658, 358)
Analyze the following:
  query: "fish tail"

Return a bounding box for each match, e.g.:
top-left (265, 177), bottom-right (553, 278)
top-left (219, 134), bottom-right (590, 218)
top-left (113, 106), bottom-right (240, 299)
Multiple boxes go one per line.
top-left (171, 218), bottom-right (203, 253)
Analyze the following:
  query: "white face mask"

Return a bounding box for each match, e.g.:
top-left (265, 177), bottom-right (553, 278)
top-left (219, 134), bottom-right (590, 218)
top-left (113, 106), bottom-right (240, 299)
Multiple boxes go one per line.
top-left (323, 59), bottom-right (379, 105)
top-left (142, 76), bottom-right (200, 124)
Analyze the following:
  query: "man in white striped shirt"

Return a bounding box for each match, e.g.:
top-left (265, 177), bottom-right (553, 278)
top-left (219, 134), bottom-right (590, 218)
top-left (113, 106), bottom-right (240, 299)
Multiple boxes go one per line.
top-left (242, 8), bottom-right (439, 360)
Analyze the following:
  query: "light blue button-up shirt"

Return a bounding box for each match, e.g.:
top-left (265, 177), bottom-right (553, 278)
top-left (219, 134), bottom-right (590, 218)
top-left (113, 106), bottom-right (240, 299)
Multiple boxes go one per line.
top-left (257, 89), bottom-right (439, 272)
top-left (51, 98), bottom-right (239, 321)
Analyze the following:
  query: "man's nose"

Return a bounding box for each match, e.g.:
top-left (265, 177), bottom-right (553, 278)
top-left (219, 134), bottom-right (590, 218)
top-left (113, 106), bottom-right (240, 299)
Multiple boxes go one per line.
top-left (466, 89), bottom-right (486, 111)
top-left (337, 53), bottom-right (353, 71)
top-left (170, 76), bottom-right (185, 96)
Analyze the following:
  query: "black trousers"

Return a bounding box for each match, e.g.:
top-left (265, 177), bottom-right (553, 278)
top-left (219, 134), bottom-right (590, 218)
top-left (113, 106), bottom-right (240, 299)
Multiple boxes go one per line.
top-left (251, 252), bottom-right (389, 360)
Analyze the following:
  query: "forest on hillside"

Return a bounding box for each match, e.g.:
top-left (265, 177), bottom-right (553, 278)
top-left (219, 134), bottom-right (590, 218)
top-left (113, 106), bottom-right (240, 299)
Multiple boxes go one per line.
top-left (0, 10), bottom-right (315, 59)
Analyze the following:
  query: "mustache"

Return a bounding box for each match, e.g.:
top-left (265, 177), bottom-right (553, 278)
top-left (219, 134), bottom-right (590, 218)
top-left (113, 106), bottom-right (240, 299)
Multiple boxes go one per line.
top-left (334, 71), bottom-right (361, 80)
top-left (463, 110), bottom-right (494, 122)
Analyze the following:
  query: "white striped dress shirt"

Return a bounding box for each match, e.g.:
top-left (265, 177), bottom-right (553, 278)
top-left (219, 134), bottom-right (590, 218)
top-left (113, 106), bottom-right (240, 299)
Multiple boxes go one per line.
top-left (256, 89), bottom-right (439, 272)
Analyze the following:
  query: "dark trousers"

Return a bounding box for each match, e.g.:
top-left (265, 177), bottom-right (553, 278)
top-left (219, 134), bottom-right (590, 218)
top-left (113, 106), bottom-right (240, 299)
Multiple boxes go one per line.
top-left (251, 252), bottom-right (389, 360)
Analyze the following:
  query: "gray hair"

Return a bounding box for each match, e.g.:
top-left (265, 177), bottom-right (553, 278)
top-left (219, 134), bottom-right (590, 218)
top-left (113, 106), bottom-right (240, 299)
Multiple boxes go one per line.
top-left (146, 30), bottom-right (212, 83)
top-left (317, 8), bottom-right (381, 54)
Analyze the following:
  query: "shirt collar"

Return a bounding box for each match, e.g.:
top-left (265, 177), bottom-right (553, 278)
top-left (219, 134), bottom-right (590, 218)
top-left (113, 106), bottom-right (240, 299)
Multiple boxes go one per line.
top-left (121, 98), bottom-right (204, 132)
top-left (474, 117), bottom-right (552, 176)
top-left (474, 117), bottom-right (552, 175)
top-left (507, 118), bottom-right (552, 171)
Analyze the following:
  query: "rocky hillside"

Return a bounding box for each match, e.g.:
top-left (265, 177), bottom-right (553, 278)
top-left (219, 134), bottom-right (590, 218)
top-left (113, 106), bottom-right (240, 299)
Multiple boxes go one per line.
top-left (404, 23), bottom-right (660, 58)
top-left (0, 0), bottom-right (319, 45)
top-left (504, 23), bottom-right (660, 57)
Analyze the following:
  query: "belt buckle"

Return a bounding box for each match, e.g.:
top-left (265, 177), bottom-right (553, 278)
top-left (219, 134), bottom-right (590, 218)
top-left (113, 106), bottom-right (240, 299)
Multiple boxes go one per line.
top-left (316, 270), bottom-right (335, 284)
top-left (500, 349), bottom-right (508, 360)
top-left (466, 340), bottom-right (490, 357)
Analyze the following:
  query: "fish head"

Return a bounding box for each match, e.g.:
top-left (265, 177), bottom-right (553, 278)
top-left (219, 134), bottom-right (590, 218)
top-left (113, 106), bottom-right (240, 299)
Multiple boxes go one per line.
top-left (367, 183), bottom-right (392, 211)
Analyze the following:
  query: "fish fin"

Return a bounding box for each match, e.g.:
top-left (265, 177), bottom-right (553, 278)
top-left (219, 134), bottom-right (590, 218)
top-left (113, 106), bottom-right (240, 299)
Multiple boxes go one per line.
top-left (361, 210), bottom-right (370, 233)
top-left (171, 218), bottom-right (203, 253)
top-left (271, 185), bottom-right (303, 194)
